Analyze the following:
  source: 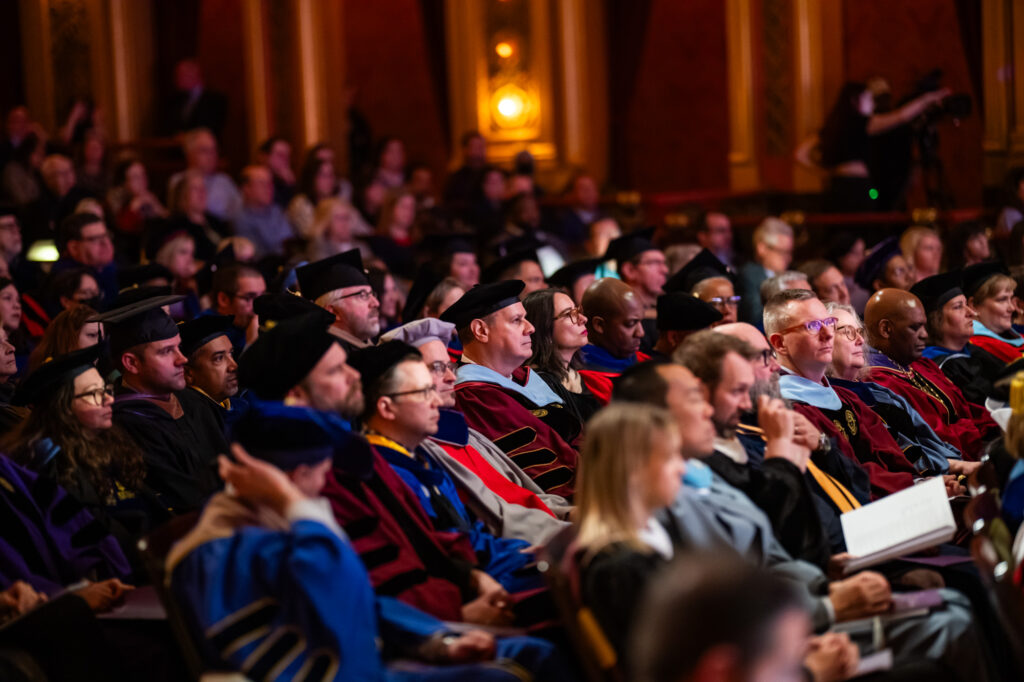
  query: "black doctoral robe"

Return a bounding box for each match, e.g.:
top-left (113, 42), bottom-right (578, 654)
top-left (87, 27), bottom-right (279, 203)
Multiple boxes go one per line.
top-left (112, 385), bottom-right (226, 513)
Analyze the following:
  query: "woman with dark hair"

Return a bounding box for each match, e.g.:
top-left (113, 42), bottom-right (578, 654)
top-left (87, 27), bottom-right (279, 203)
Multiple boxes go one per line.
top-left (28, 305), bottom-right (102, 372)
top-left (367, 189), bottom-right (417, 279)
top-left (948, 220), bottom-right (992, 269)
top-left (4, 347), bottom-right (170, 556)
top-left (286, 149), bottom-right (356, 238)
top-left (825, 232), bottom-right (869, 314)
top-left (108, 157), bottom-right (166, 237)
top-left (0, 277), bottom-right (35, 376)
top-left (48, 266), bottom-right (103, 316)
top-left (523, 287), bottom-right (600, 424)
top-left (796, 81), bottom-right (948, 212)
top-left (996, 167), bottom-right (1024, 236)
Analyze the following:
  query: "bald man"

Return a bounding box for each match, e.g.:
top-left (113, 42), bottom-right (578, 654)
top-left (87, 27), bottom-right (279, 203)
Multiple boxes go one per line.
top-left (863, 289), bottom-right (998, 461)
top-left (578, 278), bottom-right (650, 402)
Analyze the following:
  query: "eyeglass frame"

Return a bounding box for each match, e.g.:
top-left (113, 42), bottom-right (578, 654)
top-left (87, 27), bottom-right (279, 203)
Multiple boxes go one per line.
top-left (775, 316), bottom-right (838, 336)
top-left (758, 348), bottom-right (777, 367)
top-left (384, 384), bottom-right (439, 401)
top-left (73, 384), bottom-right (114, 406)
top-left (554, 306), bottom-right (585, 325)
top-left (834, 324), bottom-right (865, 341)
top-left (708, 295), bottom-right (742, 307)
top-left (427, 360), bottom-right (457, 377)
top-left (336, 288), bottom-right (378, 303)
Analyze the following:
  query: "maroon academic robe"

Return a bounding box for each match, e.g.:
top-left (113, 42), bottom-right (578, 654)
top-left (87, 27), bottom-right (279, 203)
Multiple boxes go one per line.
top-left (790, 385), bottom-right (916, 500)
top-left (320, 450), bottom-right (478, 622)
top-left (865, 357), bottom-right (998, 461)
top-left (455, 366), bottom-right (578, 499)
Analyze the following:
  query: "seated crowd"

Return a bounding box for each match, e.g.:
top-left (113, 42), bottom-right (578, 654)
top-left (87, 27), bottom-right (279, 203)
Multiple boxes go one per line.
top-left (2, 99), bottom-right (1024, 682)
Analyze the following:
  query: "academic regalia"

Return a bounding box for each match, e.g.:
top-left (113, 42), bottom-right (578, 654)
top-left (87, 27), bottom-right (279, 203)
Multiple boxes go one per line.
top-left (534, 368), bottom-right (602, 425)
top-left (367, 434), bottom-right (541, 595)
top-left (577, 344), bottom-right (651, 405)
top-left (194, 308), bottom-right (247, 357)
top-left (168, 492), bottom-right (564, 681)
top-left (921, 343), bottom-right (1004, 408)
top-left (454, 364), bottom-right (579, 498)
top-left (705, 436), bottom-right (831, 570)
top-left (423, 409), bottom-right (569, 543)
top-left (831, 377), bottom-right (960, 475)
top-left (865, 351), bottom-right (998, 461)
top-left (969, 320), bottom-right (1024, 364)
top-left (0, 456), bottom-right (131, 594)
top-left (24, 437), bottom-right (171, 560)
top-left (779, 373), bottom-right (916, 499)
top-left (738, 420), bottom-right (870, 554)
top-left (321, 447), bottom-right (478, 623)
top-left (112, 385), bottom-right (226, 513)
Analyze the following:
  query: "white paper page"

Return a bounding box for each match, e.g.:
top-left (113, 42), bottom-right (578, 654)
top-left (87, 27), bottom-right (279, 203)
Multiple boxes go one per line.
top-left (841, 477), bottom-right (954, 559)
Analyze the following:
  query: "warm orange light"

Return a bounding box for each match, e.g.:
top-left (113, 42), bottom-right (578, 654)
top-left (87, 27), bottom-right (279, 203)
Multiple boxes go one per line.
top-left (490, 84), bottom-right (533, 129)
top-left (495, 41), bottom-right (514, 59)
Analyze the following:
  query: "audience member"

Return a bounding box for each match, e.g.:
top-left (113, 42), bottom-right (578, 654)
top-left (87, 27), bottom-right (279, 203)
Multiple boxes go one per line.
top-left (107, 157), bottom-right (166, 239)
top-left (738, 217), bottom-right (794, 325)
top-left (288, 153), bottom-right (356, 238)
top-left (161, 168), bottom-right (227, 260)
top-left (863, 288), bottom-right (998, 460)
top-left (203, 261), bottom-right (265, 355)
top-left (52, 212), bottom-right (118, 304)
top-left (578, 278), bottom-right (648, 401)
top-left (296, 249), bottom-right (381, 350)
top-left (854, 235), bottom-right (914, 294)
top-left (305, 197), bottom-right (370, 262)
top-left (166, 59), bottom-right (227, 136)
top-left (178, 315), bottom-right (240, 420)
top-left (649, 292), bottom-right (722, 360)
top-left (826, 232), bottom-right (869, 313)
top-left (556, 174), bottom-right (603, 244)
top-left (382, 318), bottom-right (571, 534)
top-left (444, 280), bottom-right (580, 497)
top-left (605, 230), bottom-right (667, 340)
top-left (443, 131), bottom-right (488, 206)
top-left (234, 165), bottom-right (295, 258)
top-left (949, 219), bottom-right (991, 268)
top-left (901, 225), bottom-right (943, 282)
top-left (695, 211), bottom-right (734, 267)
top-left (523, 287), bottom-right (601, 423)
top-left (368, 188), bottom-right (417, 278)
top-left (963, 260), bottom-right (1023, 362)
top-left (759, 270), bottom-right (812, 307)
top-left (996, 166), bottom-right (1024, 235)
top-left (167, 129), bottom-right (241, 222)
top-left (546, 257), bottom-right (600, 304)
top-left (98, 296), bottom-right (227, 511)
top-left (255, 135), bottom-right (296, 207)
top-left (799, 258), bottom-right (850, 306)
top-left (913, 271), bottom-right (1003, 407)
top-left (23, 154), bottom-right (88, 241)
top-left (27, 305), bottom-right (100, 371)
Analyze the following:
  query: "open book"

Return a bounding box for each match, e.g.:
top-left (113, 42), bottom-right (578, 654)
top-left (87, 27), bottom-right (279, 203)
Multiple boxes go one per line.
top-left (841, 476), bottom-right (955, 572)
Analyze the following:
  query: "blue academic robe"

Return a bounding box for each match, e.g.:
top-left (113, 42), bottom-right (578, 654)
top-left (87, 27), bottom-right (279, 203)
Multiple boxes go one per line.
top-left (370, 438), bottom-right (540, 594)
top-left (170, 494), bottom-right (567, 681)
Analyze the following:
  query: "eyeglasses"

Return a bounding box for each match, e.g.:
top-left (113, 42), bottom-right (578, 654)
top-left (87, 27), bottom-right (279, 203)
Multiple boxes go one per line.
top-left (835, 324), bottom-right (865, 341)
top-left (232, 292), bottom-right (262, 302)
top-left (73, 384), bottom-right (113, 406)
top-left (638, 257), bottom-right (667, 268)
top-left (336, 289), bottom-right (378, 303)
top-left (385, 384), bottom-right (438, 401)
top-left (758, 348), bottom-right (777, 367)
top-left (708, 295), bottom-right (741, 308)
top-left (427, 360), bottom-right (457, 377)
top-left (554, 306), bottom-right (585, 325)
top-left (776, 317), bottom-right (838, 335)
top-left (79, 232), bottom-right (112, 244)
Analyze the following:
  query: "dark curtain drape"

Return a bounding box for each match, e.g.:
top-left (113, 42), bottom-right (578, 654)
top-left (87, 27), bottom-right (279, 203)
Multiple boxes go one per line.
top-left (606, 0), bottom-right (654, 189)
top-left (953, 0), bottom-right (983, 114)
top-left (419, 0), bottom-right (452, 150)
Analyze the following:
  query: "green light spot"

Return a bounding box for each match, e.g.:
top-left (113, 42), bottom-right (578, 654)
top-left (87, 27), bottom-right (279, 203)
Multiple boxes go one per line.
top-left (868, 188), bottom-right (879, 200)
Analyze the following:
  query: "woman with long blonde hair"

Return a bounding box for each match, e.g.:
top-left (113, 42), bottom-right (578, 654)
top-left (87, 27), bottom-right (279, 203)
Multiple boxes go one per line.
top-left (306, 197), bottom-right (370, 262)
top-left (575, 403), bottom-right (684, 660)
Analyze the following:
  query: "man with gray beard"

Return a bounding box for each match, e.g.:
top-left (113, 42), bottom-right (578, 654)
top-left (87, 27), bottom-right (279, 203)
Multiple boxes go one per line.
top-left (714, 322), bottom-right (873, 556)
top-left (673, 330), bottom-right (831, 568)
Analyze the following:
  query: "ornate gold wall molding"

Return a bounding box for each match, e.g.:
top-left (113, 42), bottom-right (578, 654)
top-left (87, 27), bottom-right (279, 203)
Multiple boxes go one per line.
top-left (982, 0), bottom-right (1022, 183)
top-left (242, 0), bottom-right (270, 150)
top-left (18, 0), bottom-right (57, 133)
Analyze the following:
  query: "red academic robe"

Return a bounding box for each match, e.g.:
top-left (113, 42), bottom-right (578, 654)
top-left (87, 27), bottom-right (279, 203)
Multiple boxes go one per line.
top-left (432, 438), bottom-right (557, 518)
top-left (969, 334), bottom-right (1022, 364)
top-left (578, 351), bottom-right (652, 405)
top-left (320, 451), bottom-right (478, 622)
top-left (454, 367), bottom-right (579, 499)
top-left (865, 358), bottom-right (997, 461)
top-left (790, 385), bottom-right (915, 500)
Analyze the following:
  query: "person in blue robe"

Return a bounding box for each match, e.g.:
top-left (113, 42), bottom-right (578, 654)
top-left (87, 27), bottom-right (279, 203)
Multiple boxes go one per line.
top-left (350, 341), bottom-right (543, 596)
top-left (168, 400), bottom-right (571, 681)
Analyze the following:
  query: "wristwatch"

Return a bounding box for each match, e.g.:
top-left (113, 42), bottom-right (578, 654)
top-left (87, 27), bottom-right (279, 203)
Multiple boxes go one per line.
top-left (815, 431), bottom-right (830, 453)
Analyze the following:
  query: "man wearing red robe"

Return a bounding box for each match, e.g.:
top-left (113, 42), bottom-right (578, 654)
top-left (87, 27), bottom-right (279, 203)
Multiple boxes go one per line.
top-left (577, 277), bottom-right (650, 403)
top-left (863, 288), bottom-right (999, 461)
top-left (764, 290), bottom-right (925, 499)
top-left (443, 281), bottom-right (581, 499)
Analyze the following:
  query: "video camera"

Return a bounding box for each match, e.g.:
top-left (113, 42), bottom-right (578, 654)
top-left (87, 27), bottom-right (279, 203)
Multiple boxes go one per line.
top-left (912, 69), bottom-right (972, 121)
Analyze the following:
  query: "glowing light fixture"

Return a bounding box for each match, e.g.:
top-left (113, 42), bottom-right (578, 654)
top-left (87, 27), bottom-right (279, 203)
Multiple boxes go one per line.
top-left (491, 84), bottom-right (531, 129)
top-left (495, 41), bottom-right (514, 59)
top-left (26, 239), bottom-right (59, 263)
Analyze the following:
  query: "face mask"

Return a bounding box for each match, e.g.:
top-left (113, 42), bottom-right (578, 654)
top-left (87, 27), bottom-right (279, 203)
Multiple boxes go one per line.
top-left (682, 458), bottom-right (713, 492)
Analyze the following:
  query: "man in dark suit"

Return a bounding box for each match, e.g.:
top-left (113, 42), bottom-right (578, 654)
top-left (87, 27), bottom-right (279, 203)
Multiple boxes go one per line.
top-left (166, 59), bottom-right (227, 138)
